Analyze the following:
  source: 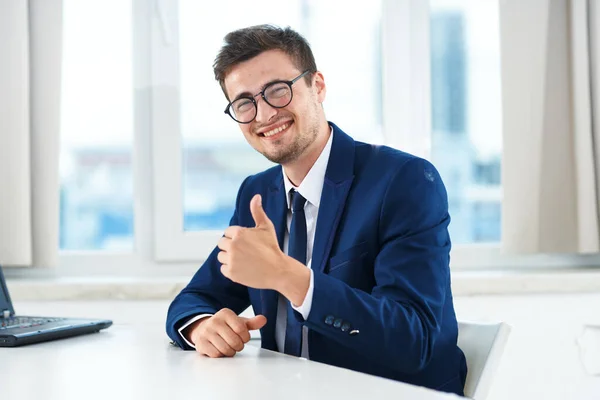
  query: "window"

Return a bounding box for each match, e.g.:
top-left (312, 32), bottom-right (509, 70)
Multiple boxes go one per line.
top-left (45, 0), bottom-right (600, 276)
top-left (60, 0), bottom-right (134, 251)
top-left (429, 0), bottom-right (503, 244)
top-left (153, 0), bottom-right (503, 261)
top-left (57, 0), bottom-right (504, 268)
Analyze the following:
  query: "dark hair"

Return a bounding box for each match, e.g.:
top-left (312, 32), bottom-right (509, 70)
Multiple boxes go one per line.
top-left (213, 24), bottom-right (317, 99)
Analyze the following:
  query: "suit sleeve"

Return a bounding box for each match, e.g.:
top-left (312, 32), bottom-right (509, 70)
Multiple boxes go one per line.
top-left (165, 178), bottom-right (252, 349)
top-left (300, 158), bottom-right (451, 373)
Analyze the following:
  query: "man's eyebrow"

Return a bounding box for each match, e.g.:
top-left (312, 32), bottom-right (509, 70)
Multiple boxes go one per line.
top-left (231, 78), bottom-right (285, 102)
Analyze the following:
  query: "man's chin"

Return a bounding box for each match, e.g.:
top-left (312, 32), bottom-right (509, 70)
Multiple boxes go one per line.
top-left (263, 153), bottom-right (293, 165)
top-left (262, 148), bottom-right (300, 165)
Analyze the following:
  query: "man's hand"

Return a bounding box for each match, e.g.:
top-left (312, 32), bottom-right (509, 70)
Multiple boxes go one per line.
top-left (185, 308), bottom-right (267, 358)
top-left (218, 194), bottom-right (311, 306)
top-left (218, 194), bottom-right (287, 289)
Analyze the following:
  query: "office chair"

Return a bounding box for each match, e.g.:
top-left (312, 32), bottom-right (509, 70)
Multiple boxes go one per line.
top-left (457, 321), bottom-right (511, 400)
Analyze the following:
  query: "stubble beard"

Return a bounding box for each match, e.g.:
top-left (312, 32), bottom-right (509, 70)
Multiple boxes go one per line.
top-left (261, 120), bottom-right (319, 165)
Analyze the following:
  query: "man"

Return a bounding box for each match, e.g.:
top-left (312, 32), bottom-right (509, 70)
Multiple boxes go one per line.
top-left (166, 24), bottom-right (467, 395)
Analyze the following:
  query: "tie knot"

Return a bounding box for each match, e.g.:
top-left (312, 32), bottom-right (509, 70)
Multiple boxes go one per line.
top-left (290, 190), bottom-right (307, 213)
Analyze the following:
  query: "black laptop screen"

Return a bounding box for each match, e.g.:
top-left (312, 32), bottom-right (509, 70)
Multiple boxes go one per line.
top-left (0, 267), bottom-right (15, 316)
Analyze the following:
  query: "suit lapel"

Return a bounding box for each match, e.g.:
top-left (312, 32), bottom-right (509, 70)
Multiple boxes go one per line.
top-left (312, 123), bottom-right (356, 273)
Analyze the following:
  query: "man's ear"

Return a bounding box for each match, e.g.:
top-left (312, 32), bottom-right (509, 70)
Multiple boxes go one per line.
top-left (313, 71), bottom-right (326, 103)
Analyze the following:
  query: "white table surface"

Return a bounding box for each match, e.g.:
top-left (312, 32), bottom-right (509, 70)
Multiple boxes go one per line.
top-left (1, 301), bottom-right (463, 400)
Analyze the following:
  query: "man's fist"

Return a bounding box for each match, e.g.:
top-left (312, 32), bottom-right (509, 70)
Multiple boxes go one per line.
top-left (184, 308), bottom-right (267, 358)
top-left (218, 194), bottom-right (286, 289)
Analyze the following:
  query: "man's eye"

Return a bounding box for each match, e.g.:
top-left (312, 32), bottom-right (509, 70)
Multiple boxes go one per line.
top-left (235, 100), bottom-right (253, 112)
top-left (268, 86), bottom-right (289, 98)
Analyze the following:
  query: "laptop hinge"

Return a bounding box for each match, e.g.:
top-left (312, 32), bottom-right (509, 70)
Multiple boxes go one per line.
top-left (2, 309), bottom-right (9, 318)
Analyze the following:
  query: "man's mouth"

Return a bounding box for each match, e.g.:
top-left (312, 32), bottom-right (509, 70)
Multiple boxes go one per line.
top-left (258, 121), bottom-right (293, 138)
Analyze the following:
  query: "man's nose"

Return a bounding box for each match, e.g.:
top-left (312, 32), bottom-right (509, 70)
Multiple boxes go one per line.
top-left (254, 96), bottom-right (277, 124)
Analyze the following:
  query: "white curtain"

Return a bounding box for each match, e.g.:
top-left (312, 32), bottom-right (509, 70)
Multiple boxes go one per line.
top-left (500, 0), bottom-right (600, 254)
top-left (0, 0), bottom-right (63, 267)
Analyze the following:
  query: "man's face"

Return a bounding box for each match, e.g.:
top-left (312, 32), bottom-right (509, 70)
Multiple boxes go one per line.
top-left (223, 50), bottom-right (326, 165)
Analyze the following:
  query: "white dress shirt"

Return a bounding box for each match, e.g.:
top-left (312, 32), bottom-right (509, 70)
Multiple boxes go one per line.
top-left (179, 127), bottom-right (334, 359)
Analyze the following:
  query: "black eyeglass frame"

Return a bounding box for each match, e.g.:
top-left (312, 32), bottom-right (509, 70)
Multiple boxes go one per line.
top-left (224, 70), bottom-right (311, 124)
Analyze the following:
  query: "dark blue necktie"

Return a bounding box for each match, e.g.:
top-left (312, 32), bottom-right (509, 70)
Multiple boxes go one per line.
top-left (284, 189), bottom-right (307, 357)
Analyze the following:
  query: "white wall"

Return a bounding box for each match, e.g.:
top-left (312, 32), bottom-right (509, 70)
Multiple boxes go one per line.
top-left (455, 293), bottom-right (600, 400)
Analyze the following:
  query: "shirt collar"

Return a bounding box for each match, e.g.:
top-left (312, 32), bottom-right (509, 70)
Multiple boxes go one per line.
top-left (283, 125), bottom-right (334, 209)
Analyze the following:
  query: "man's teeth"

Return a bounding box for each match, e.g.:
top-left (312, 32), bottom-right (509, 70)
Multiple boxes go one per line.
top-left (263, 123), bottom-right (289, 137)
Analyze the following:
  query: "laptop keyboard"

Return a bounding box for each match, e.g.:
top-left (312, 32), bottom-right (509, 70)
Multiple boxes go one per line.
top-left (0, 317), bottom-right (66, 330)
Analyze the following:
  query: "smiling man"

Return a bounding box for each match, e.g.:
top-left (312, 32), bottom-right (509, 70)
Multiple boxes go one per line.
top-left (166, 24), bottom-right (467, 395)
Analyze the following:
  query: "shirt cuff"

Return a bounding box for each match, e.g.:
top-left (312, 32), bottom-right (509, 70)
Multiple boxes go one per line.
top-left (177, 314), bottom-right (213, 349)
top-left (291, 269), bottom-right (314, 320)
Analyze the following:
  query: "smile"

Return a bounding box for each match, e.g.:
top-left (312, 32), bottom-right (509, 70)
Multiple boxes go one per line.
top-left (259, 121), bottom-right (293, 139)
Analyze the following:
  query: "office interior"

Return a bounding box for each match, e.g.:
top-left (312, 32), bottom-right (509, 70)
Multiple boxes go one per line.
top-left (1, 1), bottom-right (600, 399)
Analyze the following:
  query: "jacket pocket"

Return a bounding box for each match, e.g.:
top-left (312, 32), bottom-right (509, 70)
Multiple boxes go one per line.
top-left (328, 241), bottom-right (369, 273)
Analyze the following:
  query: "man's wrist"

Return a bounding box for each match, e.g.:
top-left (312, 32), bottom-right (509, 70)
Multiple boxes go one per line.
top-left (274, 255), bottom-right (311, 306)
top-left (181, 315), bottom-right (211, 345)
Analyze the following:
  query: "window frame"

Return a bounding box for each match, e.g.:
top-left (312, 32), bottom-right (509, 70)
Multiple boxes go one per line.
top-left (149, 0), bottom-right (222, 261)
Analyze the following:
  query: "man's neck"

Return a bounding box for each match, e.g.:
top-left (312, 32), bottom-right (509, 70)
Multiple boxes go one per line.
top-left (282, 122), bottom-right (331, 187)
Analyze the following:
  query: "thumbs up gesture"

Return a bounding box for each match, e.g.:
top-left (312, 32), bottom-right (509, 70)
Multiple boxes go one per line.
top-left (218, 194), bottom-right (287, 289)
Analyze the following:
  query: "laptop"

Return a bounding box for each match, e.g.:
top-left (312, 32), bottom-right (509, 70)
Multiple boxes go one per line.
top-left (0, 266), bottom-right (112, 347)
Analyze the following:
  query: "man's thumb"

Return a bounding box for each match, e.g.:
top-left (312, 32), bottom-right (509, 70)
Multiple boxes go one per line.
top-left (250, 194), bottom-right (270, 228)
top-left (243, 315), bottom-right (267, 331)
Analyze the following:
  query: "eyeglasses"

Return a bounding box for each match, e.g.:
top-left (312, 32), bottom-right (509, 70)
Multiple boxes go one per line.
top-left (224, 70), bottom-right (311, 124)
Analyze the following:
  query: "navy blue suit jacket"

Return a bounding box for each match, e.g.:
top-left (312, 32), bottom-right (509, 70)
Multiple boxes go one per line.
top-left (166, 122), bottom-right (467, 395)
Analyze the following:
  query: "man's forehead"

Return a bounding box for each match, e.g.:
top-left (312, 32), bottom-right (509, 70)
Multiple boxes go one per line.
top-left (224, 51), bottom-right (298, 99)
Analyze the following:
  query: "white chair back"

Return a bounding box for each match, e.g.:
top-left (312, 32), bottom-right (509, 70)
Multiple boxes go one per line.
top-left (458, 321), bottom-right (511, 400)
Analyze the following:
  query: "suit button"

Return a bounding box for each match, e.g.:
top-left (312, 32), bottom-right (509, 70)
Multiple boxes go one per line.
top-left (333, 318), bottom-right (343, 329)
top-left (324, 315), bottom-right (335, 325)
top-left (341, 322), bottom-right (351, 332)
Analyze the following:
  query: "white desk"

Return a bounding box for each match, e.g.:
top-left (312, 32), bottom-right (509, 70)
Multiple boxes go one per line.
top-left (1, 302), bottom-right (462, 400)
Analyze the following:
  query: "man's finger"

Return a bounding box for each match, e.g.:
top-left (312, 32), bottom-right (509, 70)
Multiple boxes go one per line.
top-left (225, 317), bottom-right (252, 343)
top-left (220, 264), bottom-right (232, 280)
top-left (242, 315), bottom-right (267, 331)
top-left (217, 251), bottom-right (229, 265)
top-left (250, 194), bottom-right (273, 228)
top-left (219, 326), bottom-right (245, 352)
top-left (224, 226), bottom-right (243, 239)
top-left (196, 339), bottom-right (225, 358)
top-left (217, 236), bottom-right (232, 252)
top-left (209, 333), bottom-right (237, 357)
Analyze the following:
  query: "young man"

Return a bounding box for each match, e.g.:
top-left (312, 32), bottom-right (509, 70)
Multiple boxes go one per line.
top-left (166, 25), bottom-right (467, 395)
